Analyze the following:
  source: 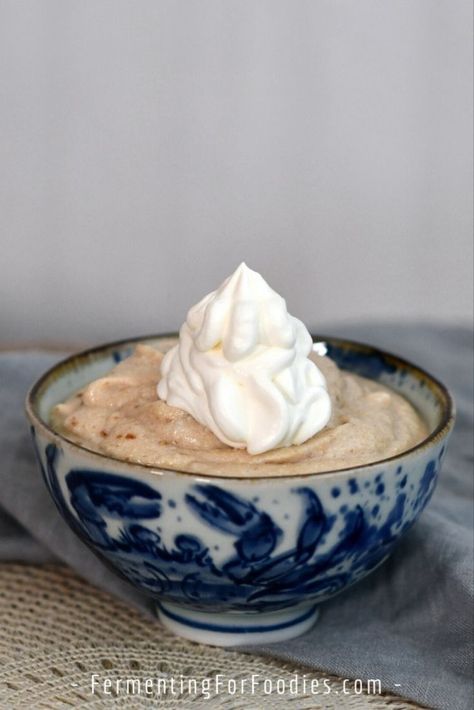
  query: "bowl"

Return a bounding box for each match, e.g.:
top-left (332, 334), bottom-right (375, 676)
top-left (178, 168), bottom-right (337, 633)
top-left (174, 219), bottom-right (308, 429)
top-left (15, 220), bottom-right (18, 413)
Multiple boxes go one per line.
top-left (26, 334), bottom-right (454, 646)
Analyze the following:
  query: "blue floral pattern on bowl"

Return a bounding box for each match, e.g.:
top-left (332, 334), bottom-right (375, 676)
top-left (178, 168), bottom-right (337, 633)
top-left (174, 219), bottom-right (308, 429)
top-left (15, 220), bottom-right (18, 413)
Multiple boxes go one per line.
top-left (26, 334), bottom-right (454, 646)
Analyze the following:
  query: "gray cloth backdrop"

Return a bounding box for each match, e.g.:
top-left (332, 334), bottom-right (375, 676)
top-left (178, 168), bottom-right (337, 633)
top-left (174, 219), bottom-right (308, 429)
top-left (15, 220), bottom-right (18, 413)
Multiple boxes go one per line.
top-left (0, 324), bottom-right (472, 710)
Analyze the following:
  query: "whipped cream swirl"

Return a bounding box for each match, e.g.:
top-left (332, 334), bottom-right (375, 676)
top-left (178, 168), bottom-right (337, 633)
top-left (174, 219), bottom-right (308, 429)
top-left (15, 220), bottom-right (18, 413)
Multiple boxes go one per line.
top-left (157, 263), bottom-right (331, 454)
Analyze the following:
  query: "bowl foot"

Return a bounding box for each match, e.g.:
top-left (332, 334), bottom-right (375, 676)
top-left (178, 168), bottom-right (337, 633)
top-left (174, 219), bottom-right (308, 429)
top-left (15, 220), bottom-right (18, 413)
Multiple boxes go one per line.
top-left (156, 601), bottom-right (319, 647)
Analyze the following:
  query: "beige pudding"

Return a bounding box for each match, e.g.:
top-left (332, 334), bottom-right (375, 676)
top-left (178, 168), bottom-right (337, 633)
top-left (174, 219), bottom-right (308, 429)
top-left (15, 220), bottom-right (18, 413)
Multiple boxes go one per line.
top-left (51, 343), bottom-right (427, 477)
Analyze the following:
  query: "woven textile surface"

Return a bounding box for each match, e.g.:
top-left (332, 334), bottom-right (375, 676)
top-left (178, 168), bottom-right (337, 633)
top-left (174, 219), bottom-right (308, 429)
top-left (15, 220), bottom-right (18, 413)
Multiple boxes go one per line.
top-left (0, 564), bottom-right (422, 709)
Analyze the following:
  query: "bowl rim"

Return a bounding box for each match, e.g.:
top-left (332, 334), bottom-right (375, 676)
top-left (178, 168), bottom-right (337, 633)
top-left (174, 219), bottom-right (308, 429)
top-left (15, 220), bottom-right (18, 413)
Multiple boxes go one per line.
top-left (25, 332), bottom-right (456, 481)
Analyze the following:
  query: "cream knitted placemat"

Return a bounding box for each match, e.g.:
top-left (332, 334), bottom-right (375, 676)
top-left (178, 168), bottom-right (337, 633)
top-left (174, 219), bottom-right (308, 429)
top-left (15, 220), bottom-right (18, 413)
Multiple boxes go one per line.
top-left (0, 564), bottom-right (423, 709)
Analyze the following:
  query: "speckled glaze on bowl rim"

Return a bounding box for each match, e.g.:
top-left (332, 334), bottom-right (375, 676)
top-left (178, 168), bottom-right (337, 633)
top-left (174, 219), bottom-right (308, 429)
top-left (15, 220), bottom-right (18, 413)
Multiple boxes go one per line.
top-left (25, 332), bottom-right (455, 482)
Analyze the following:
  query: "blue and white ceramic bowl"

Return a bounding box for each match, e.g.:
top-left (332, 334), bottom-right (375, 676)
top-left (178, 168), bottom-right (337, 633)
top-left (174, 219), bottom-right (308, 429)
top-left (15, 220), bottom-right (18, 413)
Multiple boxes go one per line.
top-left (26, 335), bottom-right (454, 646)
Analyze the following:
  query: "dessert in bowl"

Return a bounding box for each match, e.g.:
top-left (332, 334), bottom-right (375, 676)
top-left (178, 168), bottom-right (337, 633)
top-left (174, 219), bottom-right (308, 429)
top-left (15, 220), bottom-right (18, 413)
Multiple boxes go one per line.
top-left (26, 265), bottom-right (454, 646)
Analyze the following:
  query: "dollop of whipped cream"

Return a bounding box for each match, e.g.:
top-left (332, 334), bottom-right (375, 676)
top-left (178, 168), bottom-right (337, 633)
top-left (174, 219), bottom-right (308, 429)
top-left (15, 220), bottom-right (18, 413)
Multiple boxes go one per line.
top-left (157, 263), bottom-right (331, 454)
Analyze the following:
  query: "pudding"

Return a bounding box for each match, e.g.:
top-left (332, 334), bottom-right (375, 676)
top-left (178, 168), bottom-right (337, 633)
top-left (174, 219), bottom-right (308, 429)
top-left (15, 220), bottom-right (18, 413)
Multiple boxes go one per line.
top-left (51, 264), bottom-right (427, 476)
top-left (51, 341), bottom-right (427, 477)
